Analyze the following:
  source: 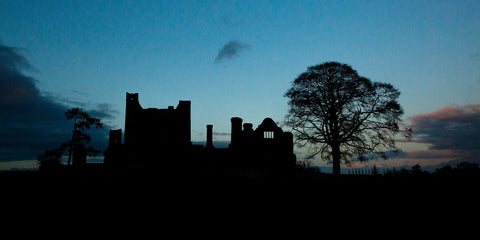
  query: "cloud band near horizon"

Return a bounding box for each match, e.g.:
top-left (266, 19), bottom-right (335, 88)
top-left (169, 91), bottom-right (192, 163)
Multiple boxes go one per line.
top-left (405, 104), bottom-right (480, 165)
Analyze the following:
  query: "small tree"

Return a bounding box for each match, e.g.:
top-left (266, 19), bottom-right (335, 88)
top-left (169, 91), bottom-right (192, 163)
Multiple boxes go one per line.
top-left (37, 144), bottom-right (67, 172)
top-left (285, 62), bottom-right (410, 175)
top-left (65, 108), bottom-right (103, 166)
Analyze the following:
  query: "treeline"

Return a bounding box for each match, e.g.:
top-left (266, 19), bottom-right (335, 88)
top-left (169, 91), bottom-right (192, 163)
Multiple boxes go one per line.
top-left (431, 162), bottom-right (480, 176)
top-left (295, 161), bottom-right (480, 178)
top-left (357, 162), bottom-right (480, 177)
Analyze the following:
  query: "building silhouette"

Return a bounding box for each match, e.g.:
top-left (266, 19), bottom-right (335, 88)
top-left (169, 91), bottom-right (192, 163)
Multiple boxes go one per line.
top-left (229, 117), bottom-right (296, 169)
top-left (125, 93), bottom-right (191, 151)
top-left (104, 92), bottom-right (296, 170)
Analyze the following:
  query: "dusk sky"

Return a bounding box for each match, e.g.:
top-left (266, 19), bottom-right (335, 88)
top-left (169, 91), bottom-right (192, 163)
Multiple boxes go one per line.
top-left (1, 0), bottom-right (479, 171)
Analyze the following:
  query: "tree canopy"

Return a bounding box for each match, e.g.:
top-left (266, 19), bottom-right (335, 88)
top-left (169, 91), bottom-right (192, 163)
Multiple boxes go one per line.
top-left (285, 62), bottom-right (409, 175)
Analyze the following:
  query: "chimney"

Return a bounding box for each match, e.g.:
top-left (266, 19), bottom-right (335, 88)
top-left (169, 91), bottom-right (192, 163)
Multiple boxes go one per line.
top-left (231, 117), bottom-right (243, 147)
top-left (243, 123), bottom-right (253, 133)
top-left (206, 124), bottom-right (213, 149)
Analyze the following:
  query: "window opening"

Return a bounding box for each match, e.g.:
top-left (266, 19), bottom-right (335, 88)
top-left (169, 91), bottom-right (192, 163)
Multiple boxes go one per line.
top-left (264, 131), bottom-right (274, 139)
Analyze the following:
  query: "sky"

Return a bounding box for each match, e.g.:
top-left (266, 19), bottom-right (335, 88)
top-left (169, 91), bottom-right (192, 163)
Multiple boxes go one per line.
top-left (1, 0), bottom-right (480, 171)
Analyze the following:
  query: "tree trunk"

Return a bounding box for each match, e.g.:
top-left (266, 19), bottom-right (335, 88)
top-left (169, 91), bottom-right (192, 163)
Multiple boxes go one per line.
top-left (332, 143), bottom-right (341, 176)
top-left (67, 116), bottom-right (77, 166)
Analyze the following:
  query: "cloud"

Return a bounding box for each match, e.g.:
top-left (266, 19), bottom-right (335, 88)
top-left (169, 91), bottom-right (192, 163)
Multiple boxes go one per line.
top-left (220, 12), bottom-right (244, 28)
top-left (0, 42), bottom-right (116, 161)
top-left (405, 149), bottom-right (460, 160)
top-left (214, 40), bottom-right (251, 63)
top-left (347, 150), bottom-right (408, 162)
top-left (469, 52), bottom-right (480, 59)
top-left (213, 132), bottom-right (230, 136)
top-left (406, 104), bottom-right (480, 163)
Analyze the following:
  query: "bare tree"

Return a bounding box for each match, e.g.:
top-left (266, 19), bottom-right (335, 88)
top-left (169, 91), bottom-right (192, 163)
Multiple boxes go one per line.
top-left (285, 62), bottom-right (410, 175)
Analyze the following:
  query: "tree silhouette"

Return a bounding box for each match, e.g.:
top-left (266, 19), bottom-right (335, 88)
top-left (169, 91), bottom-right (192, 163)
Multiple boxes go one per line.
top-left (411, 164), bottom-right (429, 176)
top-left (285, 62), bottom-right (410, 175)
top-left (65, 108), bottom-right (103, 166)
top-left (37, 143), bottom-right (68, 172)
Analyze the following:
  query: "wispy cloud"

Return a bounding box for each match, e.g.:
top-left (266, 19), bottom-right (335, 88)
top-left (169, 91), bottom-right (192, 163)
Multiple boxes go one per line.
top-left (220, 13), bottom-right (242, 27)
top-left (214, 40), bottom-right (251, 63)
top-left (469, 52), bottom-right (480, 59)
top-left (213, 132), bottom-right (230, 136)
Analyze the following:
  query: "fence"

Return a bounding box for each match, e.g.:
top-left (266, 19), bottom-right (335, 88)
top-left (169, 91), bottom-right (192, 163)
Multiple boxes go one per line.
top-left (345, 167), bottom-right (412, 176)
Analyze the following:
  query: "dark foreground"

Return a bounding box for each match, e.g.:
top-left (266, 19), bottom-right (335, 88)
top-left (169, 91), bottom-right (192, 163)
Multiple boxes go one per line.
top-left (2, 165), bottom-right (479, 233)
top-left (2, 165), bottom-right (478, 198)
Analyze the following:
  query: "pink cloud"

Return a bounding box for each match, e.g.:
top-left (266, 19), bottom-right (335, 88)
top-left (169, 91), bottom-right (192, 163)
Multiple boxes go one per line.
top-left (408, 104), bottom-right (480, 124)
top-left (406, 149), bottom-right (458, 159)
top-left (404, 104), bottom-right (480, 164)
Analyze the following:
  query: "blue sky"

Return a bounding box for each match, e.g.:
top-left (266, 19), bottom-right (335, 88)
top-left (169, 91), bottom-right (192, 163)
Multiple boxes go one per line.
top-left (1, 0), bottom-right (480, 171)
